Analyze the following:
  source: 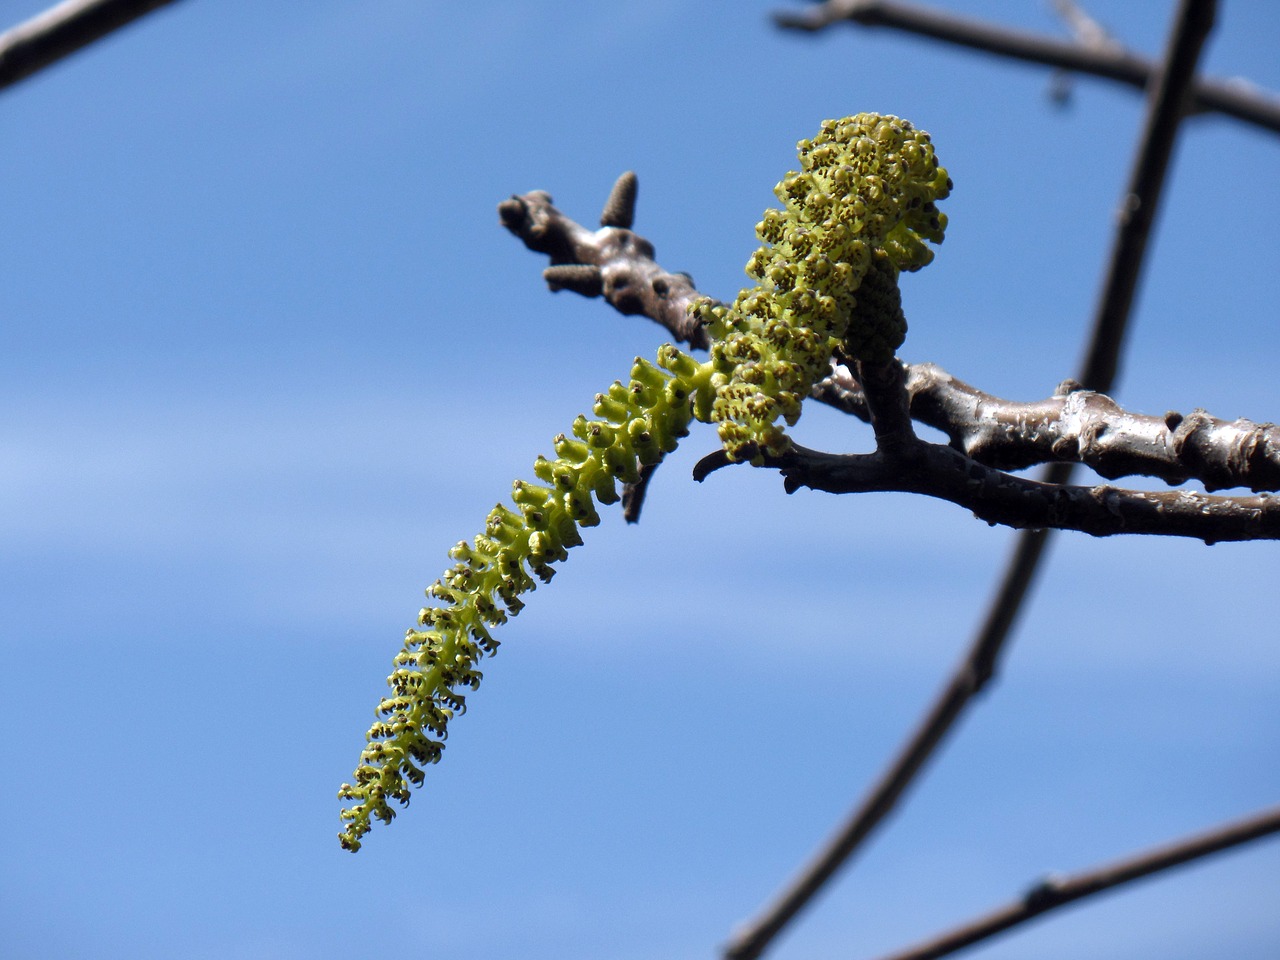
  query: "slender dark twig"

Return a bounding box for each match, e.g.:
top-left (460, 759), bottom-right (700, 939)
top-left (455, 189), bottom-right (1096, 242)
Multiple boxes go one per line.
top-left (870, 804), bottom-right (1280, 960)
top-left (722, 4), bottom-right (1217, 958)
top-left (621, 460), bottom-right (661, 524)
top-left (773, 0), bottom-right (1280, 135)
top-left (1077, 0), bottom-right (1217, 391)
top-left (0, 0), bottom-right (180, 92)
top-left (771, 439), bottom-right (1280, 541)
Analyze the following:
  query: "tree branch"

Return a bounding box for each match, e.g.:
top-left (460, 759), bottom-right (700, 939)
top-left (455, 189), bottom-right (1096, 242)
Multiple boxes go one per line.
top-left (498, 180), bottom-right (711, 351)
top-left (816, 362), bottom-right (1280, 493)
top-left (1079, 0), bottom-right (1216, 391)
top-left (765, 437), bottom-right (1280, 542)
top-left (497, 176), bottom-right (714, 524)
top-left (772, 0), bottom-right (1280, 136)
top-left (498, 191), bottom-right (1280, 502)
top-left (0, 0), bottom-right (180, 92)
top-left (854, 358), bottom-right (917, 449)
top-left (869, 803), bottom-right (1280, 960)
top-left (722, 3), bottom-right (1218, 956)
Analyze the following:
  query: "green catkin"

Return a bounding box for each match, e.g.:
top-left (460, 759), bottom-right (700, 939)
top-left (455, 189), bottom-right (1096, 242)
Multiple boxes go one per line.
top-left (338, 113), bottom-right (950, 850)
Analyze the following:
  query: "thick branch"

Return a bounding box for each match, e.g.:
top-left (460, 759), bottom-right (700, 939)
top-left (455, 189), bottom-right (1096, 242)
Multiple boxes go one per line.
top-left (817, 362), bottom-right (1280, 493)
top-left (0, 0), bottom-right (180, 92)
top-left (773, 0), bottom-right (1280, 135)
top-left (871, 803), bottom-right (1280, 960)
top-left (498, 184), bottom-right (710, 350)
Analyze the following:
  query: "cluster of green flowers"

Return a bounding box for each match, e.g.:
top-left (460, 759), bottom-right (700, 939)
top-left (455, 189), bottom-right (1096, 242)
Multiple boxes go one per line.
top-left (337, 348), bottom-right (711, 850)
top-left (338, 114), bottom-right (950, 851)
top-left (696, 113), bottom-right (950, 461)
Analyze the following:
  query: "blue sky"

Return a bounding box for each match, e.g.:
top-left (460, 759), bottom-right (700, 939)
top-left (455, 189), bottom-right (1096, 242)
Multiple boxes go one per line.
top-left (2, 2), bottom-right (1278, 958)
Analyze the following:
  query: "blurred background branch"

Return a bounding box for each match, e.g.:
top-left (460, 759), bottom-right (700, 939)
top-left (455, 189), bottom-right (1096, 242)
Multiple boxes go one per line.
top-left (725, 2), bottom-right (1219, 957)
top-left (774, 0), bottom-right (1280, 134)
top-left (870, 803), bottom-right (1280, 960)
top-left (0, 0), bottom-right (180, 92)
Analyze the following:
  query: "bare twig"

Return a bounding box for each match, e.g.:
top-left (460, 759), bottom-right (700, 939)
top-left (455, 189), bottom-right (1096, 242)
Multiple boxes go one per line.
top-left (1078, 0), bottom-right (1217, 390)
top-left (870, 803), bottom-right (1280, 960)
top-left (773, 0), bottom-right (1280, 135)
top-left (499, 180), bottom-right (713, 523)
top-left (499, 185), bottom-right (710, 350)
top-left (621, 460), bottom-right (661, 524)
top-left (768, 437), bottom-right (1280, 542)
top-left (722, 3), bottom-right (1217, 957)
top-left (0, 0), bottom-right (180, 92)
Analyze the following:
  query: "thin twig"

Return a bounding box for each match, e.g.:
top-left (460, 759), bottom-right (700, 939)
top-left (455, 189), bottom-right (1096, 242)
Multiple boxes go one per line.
top-left (499, 186), bottom-right (710, 350)
top-left (621, 460), bottom-right (661, 524)
top-left (1077, 0), bottom-right (1217, 390)
top-left (0, 0), bottom-right (180, 92)
top-left (722, 3), bottom-right (1217, 957)
top-left (499, 179), bottom-right (713, 525)
top-left (770, 438), bottom-right (1280, 542)
top-left (773, 0), bottom-right (1280, 135)
top-left (870, 803), bottom-right (1280, 960)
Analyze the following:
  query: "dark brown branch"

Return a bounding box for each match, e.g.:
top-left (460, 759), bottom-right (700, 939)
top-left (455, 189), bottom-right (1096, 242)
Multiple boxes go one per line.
top-left (499, 186), bottom-right (710, 350)
top-left (871, 803), bottom-right (1280, 960)
top-left (723, 5), bottom-right (1217, 957)
top-left (773, 437), bottom-right (1279, 542)
top-left (621, 459), bottom-right (661, 524)
top-left (1078, 0), bottom-right (1215, 391)
top-left (0, 0), bottom-right (180, 92)
top-left (773, 0), bottom-right (1280, 135)
top-left (817, 362), bottom-right (1280, 493)
top-left (854, 359), bottom-right (916, 449)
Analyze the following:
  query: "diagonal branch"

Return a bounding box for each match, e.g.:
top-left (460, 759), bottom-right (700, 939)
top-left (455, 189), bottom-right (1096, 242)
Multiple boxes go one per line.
top-left (721, 3), bottom-right (1217, 957)
top-left (869, 803), bottom-right (1280, 960)
top-left (0, 0), bottom-right (180, 92)
top-left (773, 0), bottom-right (1280, 135)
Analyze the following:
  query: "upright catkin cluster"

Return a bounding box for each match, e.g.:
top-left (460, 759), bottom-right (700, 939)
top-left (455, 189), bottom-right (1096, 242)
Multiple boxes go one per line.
top-left (695, 113), bottom-right (950, 462)
top-left (339, 114), bottom-right (949, 851)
